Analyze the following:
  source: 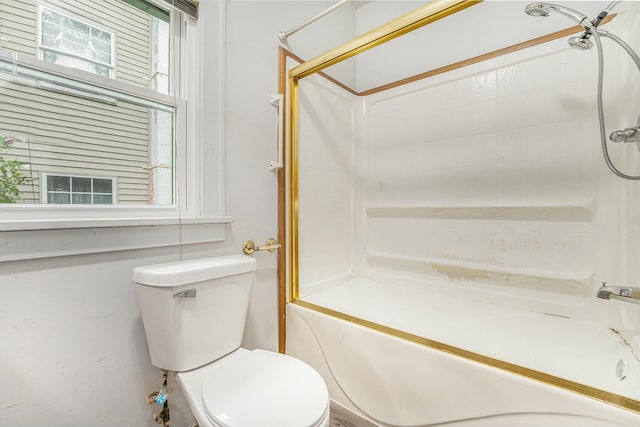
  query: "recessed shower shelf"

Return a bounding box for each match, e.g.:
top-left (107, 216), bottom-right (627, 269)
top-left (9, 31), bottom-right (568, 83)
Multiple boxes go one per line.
top-left (366, 203), bottom-right (594, 221)
top-left (367, 251), bottom-right (593, 284)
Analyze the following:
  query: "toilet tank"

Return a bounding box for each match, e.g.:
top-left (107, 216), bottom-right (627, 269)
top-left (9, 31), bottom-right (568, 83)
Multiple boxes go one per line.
top-left (132, 255), bottom-right (256, 372)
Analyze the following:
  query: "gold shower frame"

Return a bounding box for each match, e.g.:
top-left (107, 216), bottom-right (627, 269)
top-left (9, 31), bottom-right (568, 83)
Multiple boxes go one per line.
top-left (284, 0), bottom-right (640, 414)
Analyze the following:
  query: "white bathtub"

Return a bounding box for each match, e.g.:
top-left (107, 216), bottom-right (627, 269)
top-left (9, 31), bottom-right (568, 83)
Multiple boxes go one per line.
top-left (287, 277), bottom-right (640, 427)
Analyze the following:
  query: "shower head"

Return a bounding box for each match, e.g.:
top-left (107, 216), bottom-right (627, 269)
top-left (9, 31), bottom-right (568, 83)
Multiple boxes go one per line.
top-left (524, 3), bottom-right (592, 28)
top-left (524, 3), bottom-right (551, 16)
top-left (568, 35), bottom-right (593, 50)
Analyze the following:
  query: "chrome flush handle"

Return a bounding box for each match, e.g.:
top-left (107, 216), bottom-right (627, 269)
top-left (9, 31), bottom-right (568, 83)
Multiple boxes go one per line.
top-left (173, 289), bottom-right (197, 299)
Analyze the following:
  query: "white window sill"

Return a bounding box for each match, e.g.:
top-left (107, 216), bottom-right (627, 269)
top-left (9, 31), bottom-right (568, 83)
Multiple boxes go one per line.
top-left (0, 216), bottom-right (234, 262)
top-left (0, 215), bottom-right (234, 232)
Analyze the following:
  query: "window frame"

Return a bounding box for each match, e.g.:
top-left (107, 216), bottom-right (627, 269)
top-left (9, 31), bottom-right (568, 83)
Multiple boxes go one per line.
top-left (37, 5), bottom-right (117, 78)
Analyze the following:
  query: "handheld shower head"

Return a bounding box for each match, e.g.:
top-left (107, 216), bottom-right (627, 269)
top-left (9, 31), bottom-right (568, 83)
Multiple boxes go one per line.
top-left (524, 2), bottom-right (592, 28)
top-left (568, 35), bottom-right (593, 50)
top-left (525, 3), bottom-right (550, 17)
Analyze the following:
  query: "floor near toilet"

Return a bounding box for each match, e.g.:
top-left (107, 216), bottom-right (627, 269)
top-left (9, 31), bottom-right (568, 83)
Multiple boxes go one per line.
top-left (330, 402), bottom-right (378, 427)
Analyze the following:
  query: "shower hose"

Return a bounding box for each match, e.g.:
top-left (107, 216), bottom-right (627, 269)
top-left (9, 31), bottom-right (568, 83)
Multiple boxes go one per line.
top-left (593, 28), bottom-right (640, 180)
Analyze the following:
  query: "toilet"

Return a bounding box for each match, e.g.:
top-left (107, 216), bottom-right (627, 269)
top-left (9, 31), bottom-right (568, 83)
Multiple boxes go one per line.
top-left (132, 255), bottom-right (330, 427)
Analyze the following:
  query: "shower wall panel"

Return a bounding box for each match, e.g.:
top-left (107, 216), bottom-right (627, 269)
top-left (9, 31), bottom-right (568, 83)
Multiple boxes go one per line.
top-left (298, 76), bottom-right (357, 295)
top-left (362, 40), bottom-right (602, 314)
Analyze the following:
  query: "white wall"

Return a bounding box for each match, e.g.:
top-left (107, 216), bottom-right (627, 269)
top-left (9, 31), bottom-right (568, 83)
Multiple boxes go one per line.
top-left (222, 0), bottom-right (356, 343)
top-left (0, 247), bottom-right (207, 427)
top-left (0, 1), bottom-right (355, 426)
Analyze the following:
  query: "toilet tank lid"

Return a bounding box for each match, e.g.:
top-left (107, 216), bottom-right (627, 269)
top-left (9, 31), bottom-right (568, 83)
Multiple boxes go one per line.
top-left (132, 255), bottom-right (256, 287)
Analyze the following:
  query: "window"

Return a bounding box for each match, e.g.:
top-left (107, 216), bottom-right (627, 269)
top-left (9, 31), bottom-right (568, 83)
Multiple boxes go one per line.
top-left (0, 0), bottom-right (176, 210)
top-left (0, 0), bottom-right (223, 239)
top-left (43, 174), bottom-right (115, 204)
top-left (0, 0), bottom-right (228, 260)
top-left (39, 7), bottom-right (115, 78)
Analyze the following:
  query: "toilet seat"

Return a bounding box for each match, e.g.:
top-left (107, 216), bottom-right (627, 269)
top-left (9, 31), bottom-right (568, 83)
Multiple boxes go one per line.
top-left (201, 349), bottom-right (329, 427)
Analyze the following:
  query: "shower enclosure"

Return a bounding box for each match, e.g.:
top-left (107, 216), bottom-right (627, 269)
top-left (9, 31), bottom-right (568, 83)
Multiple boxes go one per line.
top-left (283, 1), bottom-right (640, 425)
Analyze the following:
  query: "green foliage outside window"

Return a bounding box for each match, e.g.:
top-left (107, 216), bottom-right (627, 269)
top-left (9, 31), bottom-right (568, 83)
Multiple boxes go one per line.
top-left (0, 135), bottom-right (28, 203)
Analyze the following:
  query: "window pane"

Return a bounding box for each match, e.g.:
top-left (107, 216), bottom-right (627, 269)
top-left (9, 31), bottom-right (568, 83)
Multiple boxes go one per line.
top-left (43, 51), bottom-right (60, 64)
top-left (93, 51), bottom-right (112, 65)
top-left (9, 4), bottom-right (173, 90)
top-left (41, 35), bottom-right (60, 50)
top-left (48, 193), bottom-right (70, 204)
top-left (42, 175), bottom-right (115, 205)
top-left (92, 39), bottom-right (111, 55)
top-left (72, 177), bottom-right (91, 193)
top-left (41, 22), bottom-right (62, 40)
top-left (62, 31), bottom-right (90, 50)
top-left (41, 8), bottom-right (62, 25)
top-left (92, 30), bottom-right (112, 48)
top-left (0, 66), bottom-right (174, 206)
top-left (43, 53), bottom-right (111, 77)
top-left (93, 194), bottom-right (113, 204)
top-left (0, 1), bottom-right (175, 206)
top-left (59, 39), bottom-right (91, 58)
top-left (39, 9), bottom-right (113, 77)
top-left (47, 53), bottom-right (93, 73)
top-left (92, 64), bottom-right (111, 78)
top-left (93, 179), bottom-right (113, 193)
top-left (72, 194), bottom-right (92, 204)
top-left (48, 176), bottom-right (70, 192)
top-left (65, 17), bottom-right (90, 39)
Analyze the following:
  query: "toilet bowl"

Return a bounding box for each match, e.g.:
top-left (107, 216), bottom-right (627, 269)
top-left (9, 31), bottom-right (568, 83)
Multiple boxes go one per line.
top-left (132, 255), bottom-right (330, 427)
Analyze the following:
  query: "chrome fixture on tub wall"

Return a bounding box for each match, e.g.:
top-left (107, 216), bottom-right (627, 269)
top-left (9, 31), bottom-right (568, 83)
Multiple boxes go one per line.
top-left (525, 2), bottom-right (640, 180)
top-left (597, 283), bottom-right (640, 305)
top-left (609, 115), bottom-right (640, 147)
top-left (610, 126), bottom-right (640, 144)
